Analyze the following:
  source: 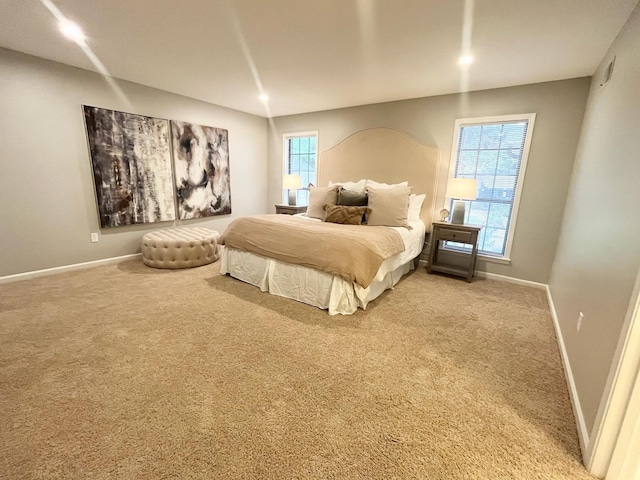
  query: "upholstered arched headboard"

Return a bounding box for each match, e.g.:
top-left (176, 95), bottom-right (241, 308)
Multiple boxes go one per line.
top-left (318, 128), bottom-right (441, 228)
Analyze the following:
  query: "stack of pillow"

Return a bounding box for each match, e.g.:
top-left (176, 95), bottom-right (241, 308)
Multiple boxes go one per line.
top-left (305, 179), bottom-right (426, 227)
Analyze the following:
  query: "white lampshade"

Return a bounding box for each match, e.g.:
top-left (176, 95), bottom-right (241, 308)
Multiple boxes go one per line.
top-left (446, 178), bottom-right (477, 225)
top-left (445, 178), bottom-right (477, 200)
top-left (283, 174), bottom-right (301, 206)
top-left (283, 174), bottom-right (302, 190)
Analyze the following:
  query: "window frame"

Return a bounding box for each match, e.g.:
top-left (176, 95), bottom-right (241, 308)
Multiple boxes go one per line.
top-left (282, 131), bottom-right (319, 206)
top-left (444, 113), bottom-right (536, 262)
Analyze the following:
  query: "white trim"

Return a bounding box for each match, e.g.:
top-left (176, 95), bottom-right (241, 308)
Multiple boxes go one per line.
top-left (0, 253), bottom-right (142, 284)
top-left (478, 254), bottom-right (511, 265)
top-left (422, 258), bottom-right (640, 473)
top-left (419, 260), bottom-right (545, 289)
top-left (546, 284), bottom-right (590, 458)
top-left (605, 360), bottom-right (640, 479)
top-left (420, 262), bottom-right (589, 457)
top-left (475, 270), bottom-right (546, 289)
top-left (587, 268), bottom-right (640, 476)
top-left (446, 113), bottom-right (536, 260)
top-left (282, 130), bottom-right (319, 204)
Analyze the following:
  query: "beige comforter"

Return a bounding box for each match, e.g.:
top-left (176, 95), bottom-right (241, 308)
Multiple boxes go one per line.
top-left (220, 215), bottom-right (405, 288)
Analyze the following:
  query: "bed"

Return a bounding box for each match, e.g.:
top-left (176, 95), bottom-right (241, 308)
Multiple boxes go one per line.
top-left (220, 128), bottom-right (441, 315)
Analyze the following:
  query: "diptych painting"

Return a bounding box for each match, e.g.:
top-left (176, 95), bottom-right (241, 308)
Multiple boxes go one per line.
top-left (83, 106), bottom-right (176, 227)
top-left (170, 121), bottom-right (232, 219)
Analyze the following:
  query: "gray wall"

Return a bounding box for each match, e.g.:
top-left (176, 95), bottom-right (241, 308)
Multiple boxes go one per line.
top-left (268, 78), bottom-right (591, 283)
top-left (549, 6), bottom-right (640, 433)
top-left (0, 48), bottom-right (268, 277)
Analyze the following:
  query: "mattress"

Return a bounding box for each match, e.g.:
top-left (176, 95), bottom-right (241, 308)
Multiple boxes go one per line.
top-left (220, 218), bottom-right (426, 315)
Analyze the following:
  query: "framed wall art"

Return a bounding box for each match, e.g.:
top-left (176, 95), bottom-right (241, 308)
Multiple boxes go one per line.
top-left (170, 121), bottom-right (231, 219)
top-left (83, 106), bottom-right (176, 227)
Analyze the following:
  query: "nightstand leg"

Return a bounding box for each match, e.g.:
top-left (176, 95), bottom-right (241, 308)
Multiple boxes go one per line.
top-left (427, 235), bottom-right (438, 274)
top-left (467, 233), bottom-right (479, 282)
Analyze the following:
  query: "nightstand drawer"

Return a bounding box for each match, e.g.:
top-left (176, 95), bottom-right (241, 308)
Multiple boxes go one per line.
top-left (275, 204), bottom-right (307, 215)
top-left (438, 229), bottom-right (473, 243)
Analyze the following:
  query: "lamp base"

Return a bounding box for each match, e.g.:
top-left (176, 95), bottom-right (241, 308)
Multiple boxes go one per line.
top-left (451, 200), bottom-right (466, 224)
top-left (288, 190), bottom-right (297, 206)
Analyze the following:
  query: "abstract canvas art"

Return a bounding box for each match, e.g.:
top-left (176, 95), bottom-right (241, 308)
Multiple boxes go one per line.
top-left (171, 121), bottom-right (231, 219)
top-left (83, 106), bottom-right (176, 227)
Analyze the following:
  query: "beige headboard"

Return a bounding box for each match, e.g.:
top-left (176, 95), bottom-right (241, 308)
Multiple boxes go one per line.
top-left (318, 128), bottom-right (441, 228)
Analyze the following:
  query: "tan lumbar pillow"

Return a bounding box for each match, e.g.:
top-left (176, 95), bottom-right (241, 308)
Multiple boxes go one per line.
top-left (322, 204), bottom-right (371, 225)
top-left (306, 185), bottom-right (339, 219)
top-left (366, 185), bottom-right (412, 227)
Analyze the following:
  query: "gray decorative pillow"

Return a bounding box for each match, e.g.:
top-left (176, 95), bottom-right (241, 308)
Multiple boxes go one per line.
top-left (366, 185), bottom-right (412, 227)
top-left (306, 185), bottom-right (339, 219)
top-left (337, 188), bottom-right (368, 207)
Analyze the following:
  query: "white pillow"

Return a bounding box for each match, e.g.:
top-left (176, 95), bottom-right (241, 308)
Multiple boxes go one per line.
top-left (365, 179), bottom-right (409, 189)
top-left (328, 179), bottom-right (367, 193)
top-left (408, 193), bottom-right (426, 222)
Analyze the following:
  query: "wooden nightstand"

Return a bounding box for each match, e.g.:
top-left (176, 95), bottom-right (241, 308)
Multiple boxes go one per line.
top-left (426, 222), bottom-right (481, 282)
top-left (275, 204), bottom-right (307, 215)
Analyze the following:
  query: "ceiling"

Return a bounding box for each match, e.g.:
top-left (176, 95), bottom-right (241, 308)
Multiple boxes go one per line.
top-left (0, 0), bottom-right (637, 117)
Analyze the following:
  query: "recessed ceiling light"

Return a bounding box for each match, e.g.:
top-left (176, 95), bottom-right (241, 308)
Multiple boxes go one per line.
top-left (458, 55), bottom-right (474, 66)
top-left (59, 20), bottom-right (86, 45)
top-left (259, 94), bottom-right (269, 102)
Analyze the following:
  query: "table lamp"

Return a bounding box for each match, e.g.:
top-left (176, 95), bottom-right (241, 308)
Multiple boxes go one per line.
top-left (283, 174), bottom-right (302, 206)
top-left (446, 178), bottom-right (477, 224)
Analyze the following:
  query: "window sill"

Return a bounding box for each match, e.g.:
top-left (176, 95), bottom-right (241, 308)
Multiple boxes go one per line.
top-left (440, 247), bottom-right (512, 265)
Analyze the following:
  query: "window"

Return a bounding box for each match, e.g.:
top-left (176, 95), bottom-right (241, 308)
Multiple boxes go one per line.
top-left (447, 114), bottom-right (536, 259)
top-left (283, 132), bottom-right (318, 206)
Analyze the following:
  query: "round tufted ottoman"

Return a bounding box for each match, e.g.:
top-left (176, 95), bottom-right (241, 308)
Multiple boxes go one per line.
top-left (141, 227), bottom-right (220, 269)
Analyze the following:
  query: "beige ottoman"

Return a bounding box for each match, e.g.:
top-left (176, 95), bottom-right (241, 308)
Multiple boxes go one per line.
top-left (141, 227), bottom-right (219, 269)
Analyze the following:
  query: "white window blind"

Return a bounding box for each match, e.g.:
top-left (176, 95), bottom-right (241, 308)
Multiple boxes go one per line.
top-left (284, 133), bottom-right (317, 206)
top-left (449, 115), bottom-right (535, 258)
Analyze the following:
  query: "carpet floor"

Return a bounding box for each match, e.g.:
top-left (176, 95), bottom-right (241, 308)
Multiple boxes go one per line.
top-left (0, 258), bottom-right (596, 479)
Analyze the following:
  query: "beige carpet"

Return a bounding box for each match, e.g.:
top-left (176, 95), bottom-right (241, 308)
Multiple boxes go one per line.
top-left (0, 258), bottom-right (596, 479)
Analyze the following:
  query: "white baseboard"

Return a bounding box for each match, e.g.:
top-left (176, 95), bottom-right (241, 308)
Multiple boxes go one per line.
top-left (545, 285), bottom-right (590, 459)
top-left (474, 270), bottom-right (547, 290)
top-left (5, 254), bottom-right (590, 461)
top-left (0, 253), bottom-right (142, 285)
top-left (420, 260), bottom-right (589, 457)
top-left (418, 260), bottom-right (547, 290)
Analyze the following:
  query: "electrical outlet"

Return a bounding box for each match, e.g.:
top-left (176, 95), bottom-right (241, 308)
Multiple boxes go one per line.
top-left (90, 232), bottom-right (99, 243)
top-left (577, 312), bottom-right (584, 332)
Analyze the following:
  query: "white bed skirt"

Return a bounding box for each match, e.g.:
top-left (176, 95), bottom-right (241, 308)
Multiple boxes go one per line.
top-left (220, 247), bottom-right (414, 315)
